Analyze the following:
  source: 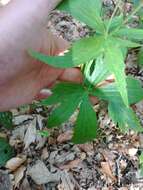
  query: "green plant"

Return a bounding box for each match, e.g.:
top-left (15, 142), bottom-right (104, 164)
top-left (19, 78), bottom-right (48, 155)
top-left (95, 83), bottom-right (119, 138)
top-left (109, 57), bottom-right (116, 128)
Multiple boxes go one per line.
top-left (0, 112), bottom-right (14, 166)
top-left (0, 112), bottom-right (13, 129)
top-left (138, 47), bottom-right (143, 65)
top-left (38, 130), bottom-right (50, 137)
top-left (139, 152), bottom-right (143, 176)
top-left (30, 0), bottom-right (143, 144)
top-left (0, 137), bottom-right (14, 166)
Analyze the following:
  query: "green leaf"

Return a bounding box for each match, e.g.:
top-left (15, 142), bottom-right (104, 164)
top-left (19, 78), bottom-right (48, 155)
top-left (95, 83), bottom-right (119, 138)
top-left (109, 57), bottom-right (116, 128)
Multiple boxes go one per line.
top-left (104, 42), bottom-right (128, 106)
top-left (138, 48), bottom-right (143, 65)
top-left (0, 138), bottom-right (14, 166)
top-left (41, 83), bottom-right (85, 105)
top-left (139, 152), bottom-right (143, 176)
top-left (40, 82), bottom-right (99, 144)
top-left (29, 36), bottom-right (105, 68)
top-left (91, 77), bottom-right (143, 132)
top-left (84, 55), bottom-right (110, 85)
top-left (91, 83), bottom-right (121, 102)
top-left (47, 96), bottom-right (82, 128)
top-left (126, 77), bottom-right (143, 104)
top-left (29, 49), bottom-right (73, 68)
top-left (72, 94), bottom-right (97, 144)
top-left (110, 37), bottom-right (141, 48)
top-left (108, 101), bottom-right (143, 132)
top-left (38, 130), bottom-right (50, 137)
top-left (43, 83), bottom-right (85, 128)
top-left (140, 164), bottom-right (143, 177)
top-left (72, 36), bottom-right (105, 65)
top-left (57, 0), bottom-right (105, 33)
top-left (114, 28), bottom-right (143, 41)
top-left (0, 112), bottom-right (13, 129)
top-left (139, 152), bottom-right (143, 164)
top-left (104, 15), bottom-right (124, 33)
top-left (91, 77), bottom-right (143, 105)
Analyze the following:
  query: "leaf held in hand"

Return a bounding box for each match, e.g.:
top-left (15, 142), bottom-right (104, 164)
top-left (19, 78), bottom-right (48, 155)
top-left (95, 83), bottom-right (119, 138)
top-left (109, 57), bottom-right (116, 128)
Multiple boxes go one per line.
top-left (29, 36), bottom-right (105, 68)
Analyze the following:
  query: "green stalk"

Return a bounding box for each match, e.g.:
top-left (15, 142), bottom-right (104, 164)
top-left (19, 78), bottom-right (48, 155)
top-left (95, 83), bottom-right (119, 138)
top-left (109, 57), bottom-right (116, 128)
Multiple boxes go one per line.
top-left (105, 0), bottom-right (121, 37)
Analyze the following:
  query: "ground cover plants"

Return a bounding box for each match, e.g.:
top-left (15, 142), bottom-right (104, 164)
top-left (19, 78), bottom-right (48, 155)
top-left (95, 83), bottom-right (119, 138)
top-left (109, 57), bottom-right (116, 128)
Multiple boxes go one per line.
top-left (0, 0), bottom-right (143, 168)
top-left (30, 0), bottom-right (143, 144)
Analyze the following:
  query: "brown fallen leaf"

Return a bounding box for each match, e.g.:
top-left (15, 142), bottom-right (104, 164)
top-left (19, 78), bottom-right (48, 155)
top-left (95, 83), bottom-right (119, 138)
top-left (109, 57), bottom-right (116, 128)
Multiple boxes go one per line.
top-left (58, 171), bottom-right (77, 190)
top-left (57, 131), bottom-right (73, 143)
top-left (24, 118), bottom-right (37, 149)
top-left (41, 147), bottom-right (49, 160)
top-left (20, 178), bottom-right (31, 190)
top-left (78, 143), bottom-right (94, 155)
top-left (6, 156), bottom-right (26, 172)
top-left (118, 188), bottom-right (128, 190)
top-left (59, 159), bottom-right (81, 170)
top-left (14, 165), bottom-right (26, 188)
top-left (28, 160), bottom-right (61, 185)
top-left (0, 132), bottom-right (7, 138)
top-left (101, 162), bottom-right (117, 182)
top-left (128, 148), bottom-right (138, 157)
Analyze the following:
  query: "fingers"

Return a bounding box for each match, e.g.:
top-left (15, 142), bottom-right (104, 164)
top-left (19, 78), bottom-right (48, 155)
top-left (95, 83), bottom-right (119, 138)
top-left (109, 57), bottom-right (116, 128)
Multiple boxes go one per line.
top-left (35, 68), bottom-right (82, 101)
top-left (42, 30), bottom-right (70, 56)
top-left (35, 89), bottom-right (52, 101)
top-left (59, 68), bottom-right (83, 83)
top-left (36, 68), bottom-right (99, 106)
top-left (0, 0), bottom-right (10, 6)
top-left (36, 30), bottom-right (71, 89)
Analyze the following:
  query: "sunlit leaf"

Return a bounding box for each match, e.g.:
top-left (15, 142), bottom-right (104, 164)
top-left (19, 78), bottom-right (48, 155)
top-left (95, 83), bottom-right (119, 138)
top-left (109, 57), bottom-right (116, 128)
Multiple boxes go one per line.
top-left (104, 42), bottom-right (128, 106)
top-left (57, 0), bottom-right (105, 33)
top-left (30, 36), bottom-right (105, 68)
top-left (84, 55), bottom-right (110, 85)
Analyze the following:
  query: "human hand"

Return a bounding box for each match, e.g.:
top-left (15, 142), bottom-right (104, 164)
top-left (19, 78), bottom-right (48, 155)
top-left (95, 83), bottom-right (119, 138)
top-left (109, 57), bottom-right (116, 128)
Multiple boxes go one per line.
top-left (0, 0), bottom-right (82, 111)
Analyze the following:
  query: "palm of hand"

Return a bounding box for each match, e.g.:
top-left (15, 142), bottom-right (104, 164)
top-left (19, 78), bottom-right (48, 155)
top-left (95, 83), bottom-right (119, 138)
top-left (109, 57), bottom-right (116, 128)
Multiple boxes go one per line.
top-left (0, 1), bottom-right (82, 111)
top-left (0, 29), bottom-right (69, 110)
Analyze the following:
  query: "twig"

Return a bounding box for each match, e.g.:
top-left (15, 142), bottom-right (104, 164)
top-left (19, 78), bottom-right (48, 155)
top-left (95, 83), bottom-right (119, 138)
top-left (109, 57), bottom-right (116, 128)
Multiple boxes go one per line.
top-left (115, 155), bottom-right (122, 186)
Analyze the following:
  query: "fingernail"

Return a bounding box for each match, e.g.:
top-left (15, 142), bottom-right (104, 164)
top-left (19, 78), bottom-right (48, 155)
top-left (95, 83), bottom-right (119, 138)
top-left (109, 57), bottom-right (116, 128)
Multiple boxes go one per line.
top-left (35, 89), bottom-right (52, 100)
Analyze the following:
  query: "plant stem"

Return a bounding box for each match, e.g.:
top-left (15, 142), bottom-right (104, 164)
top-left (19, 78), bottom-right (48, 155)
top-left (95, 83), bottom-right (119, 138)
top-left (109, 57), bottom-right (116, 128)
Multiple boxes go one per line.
top-left (105, 0), bottom-right (121, 37)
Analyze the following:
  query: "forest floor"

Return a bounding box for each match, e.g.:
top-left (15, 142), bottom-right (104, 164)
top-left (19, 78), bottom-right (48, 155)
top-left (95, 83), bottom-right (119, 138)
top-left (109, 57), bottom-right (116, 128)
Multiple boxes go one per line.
top-left (0, 1), bottom-right (143, 190)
